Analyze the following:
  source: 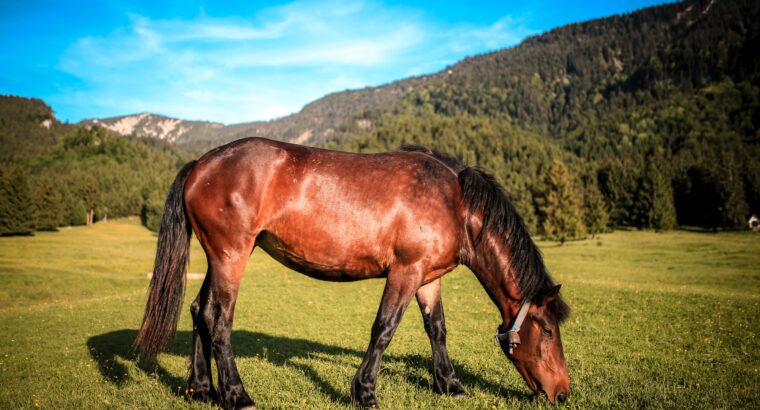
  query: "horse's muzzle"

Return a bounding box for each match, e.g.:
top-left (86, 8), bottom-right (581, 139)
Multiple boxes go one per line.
top-left (555, 391), bottom-right (568, 403)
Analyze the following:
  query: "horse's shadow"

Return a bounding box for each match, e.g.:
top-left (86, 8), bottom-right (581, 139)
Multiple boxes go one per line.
top-left (87, 329), bottom-right (530, 406)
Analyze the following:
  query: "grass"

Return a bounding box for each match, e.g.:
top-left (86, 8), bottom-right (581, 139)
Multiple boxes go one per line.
top-left (0, 217), bottom-right (758, 409)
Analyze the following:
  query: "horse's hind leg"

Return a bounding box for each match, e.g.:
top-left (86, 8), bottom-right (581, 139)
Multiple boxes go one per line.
top-left (416, 278), bottom-right (466, 396)
top-left (202, 250), bottom-right (256, 410)
top-left (186, 274), bottom-right (217, 402)
top-left (351, 268), bottom-right (423, 408)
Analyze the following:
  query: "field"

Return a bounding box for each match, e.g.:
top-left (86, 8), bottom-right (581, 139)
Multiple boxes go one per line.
top-left (0, 218), bottom-right (758, 409)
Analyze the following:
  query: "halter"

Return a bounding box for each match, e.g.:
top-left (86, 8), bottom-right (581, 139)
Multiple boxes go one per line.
top-left (495, 299), bottom-right (531, 354)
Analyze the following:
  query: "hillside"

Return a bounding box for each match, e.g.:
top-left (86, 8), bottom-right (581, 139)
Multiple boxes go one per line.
top-left (400, 0), bottom-right (759, 145)
top-left (0, 96), bottom-right (190, 235)
top-left (80, 0), bottom-right (760, 152)
top-left (0, 95), bottom-right (76, 164)
top-left (80, 113), bottom-right (225, 144)
top-left (5, 0), bottom-right (759, 234)
top-left (324, 0), bottom-right (760, 230)
top-left (78, 73), bottom-right (443, 149)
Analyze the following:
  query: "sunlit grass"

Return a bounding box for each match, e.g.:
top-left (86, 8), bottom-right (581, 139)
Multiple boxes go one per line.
top-left (0, 219), bottom-right (758, 408)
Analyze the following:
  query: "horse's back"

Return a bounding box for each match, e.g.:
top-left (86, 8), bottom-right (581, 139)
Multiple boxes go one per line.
top-left (184, 138), bottom-right (466, 281)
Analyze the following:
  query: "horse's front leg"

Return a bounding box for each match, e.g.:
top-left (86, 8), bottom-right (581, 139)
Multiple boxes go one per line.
top-left (351, 269), bottom-right (422, 409)
top-left (416, 278), bottom-right (466, 396)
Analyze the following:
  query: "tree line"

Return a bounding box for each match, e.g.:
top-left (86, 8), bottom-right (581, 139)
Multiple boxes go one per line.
top-left (0, 97), bottom-right (189, 235)
top-left (322, 77), bottom-right (759, 240)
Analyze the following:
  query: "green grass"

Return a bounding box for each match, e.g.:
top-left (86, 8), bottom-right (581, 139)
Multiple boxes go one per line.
top-left (0, 218), bottom-right (758, 409)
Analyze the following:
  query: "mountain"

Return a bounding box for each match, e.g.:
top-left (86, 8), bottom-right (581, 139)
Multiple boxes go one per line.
top-left (81, 0), bottom-right (759, 152)
top-left (6, 0), bottom-right (759, 233)
top-left (80, 113), bottom-right (225, 144)
top-left (0, 95), bottom-right (77, 163)
top-left (394, 0), bottom-right (760, 147)
top-left (78, 73), bottom-right (445, 149)
top-left (321, 0), bottom-right (760, 230)
top-left (0, 95), bottom-right (190, 234)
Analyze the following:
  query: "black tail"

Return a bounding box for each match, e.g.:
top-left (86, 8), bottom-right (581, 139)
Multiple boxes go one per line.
top-left (133, 161), bottom-right (197, 363)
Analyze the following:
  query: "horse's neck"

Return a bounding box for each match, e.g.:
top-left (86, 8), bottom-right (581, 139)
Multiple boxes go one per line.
top-left (466, 232), bottom-right (523, 328)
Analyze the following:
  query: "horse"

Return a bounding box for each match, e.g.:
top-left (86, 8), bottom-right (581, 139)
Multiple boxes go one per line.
top-left (133, 137), bottom-right (571, 409)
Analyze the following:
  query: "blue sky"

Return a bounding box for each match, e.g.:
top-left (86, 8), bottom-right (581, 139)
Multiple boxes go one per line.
top-left (1, 0), bottom-right (673, 124)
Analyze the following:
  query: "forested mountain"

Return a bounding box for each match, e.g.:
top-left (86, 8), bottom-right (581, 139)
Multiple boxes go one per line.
top-left (79, 112), bottom-right (225, 144)
top-left (0, 96), bottom-right (190, 234)
top-left (81, 0), bottom-right (760, 150)
top-left (0, 96), bottom-right (76, 163)
top-left (324, 0), bottom-right (760, 232)
top-left (77, 74), bottom-right (440, 150)
top-left (4, 0), bottom-right (759, 235)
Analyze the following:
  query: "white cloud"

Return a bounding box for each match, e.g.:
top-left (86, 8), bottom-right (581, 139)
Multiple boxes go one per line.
top-left (56, 0), bottom-right (536, 123)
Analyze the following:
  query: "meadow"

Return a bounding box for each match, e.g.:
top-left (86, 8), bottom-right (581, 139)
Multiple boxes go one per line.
top-left (0, 218), bottom-right (758, 409)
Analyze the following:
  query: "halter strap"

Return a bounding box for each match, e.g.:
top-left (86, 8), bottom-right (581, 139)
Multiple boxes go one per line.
top-left (495, 299), bottom-right (531, 354)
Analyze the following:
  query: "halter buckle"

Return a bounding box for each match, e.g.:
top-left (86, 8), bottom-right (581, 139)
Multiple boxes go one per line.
top-left (500, 299), bottom-right (531, 355)
top-left (508, 330), bottom-right (520, 354)
top-left (508, 329), bottom-right (521, 346)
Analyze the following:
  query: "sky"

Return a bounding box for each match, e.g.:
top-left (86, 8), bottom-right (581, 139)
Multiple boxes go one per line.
top-left (0, 0), bottom-right (674, 124)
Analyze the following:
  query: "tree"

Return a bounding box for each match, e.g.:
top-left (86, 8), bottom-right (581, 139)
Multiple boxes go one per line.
top-left (0, 166), bottom-right (34, 235)
top-left (716, 149), bottom-right (749, 227)
top-left (647, 160), bottom-right (677, 230)
top-left (31, 173), bottom-right (64, 231)
top-left (597, 161), bottom-right (638, 227)
top-left (140, 191), bottom-right (164, 232)
top-left (583, 180), bottom-right (609, 237)
top-left (512, 191), bottom-right (539, 235)
top-left (538, 161), bottom-right (586, 242)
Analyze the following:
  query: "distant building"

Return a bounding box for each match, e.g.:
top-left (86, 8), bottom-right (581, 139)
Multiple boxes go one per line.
top-left (749, 215), bottom-right (760, 231)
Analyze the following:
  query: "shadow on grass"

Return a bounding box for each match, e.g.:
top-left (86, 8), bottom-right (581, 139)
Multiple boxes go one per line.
top-left (87, 329), bottom-right (530, 406)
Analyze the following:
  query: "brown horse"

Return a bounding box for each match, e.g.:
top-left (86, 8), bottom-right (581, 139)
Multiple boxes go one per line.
top-left (133, 137), bottom-right (570, 409)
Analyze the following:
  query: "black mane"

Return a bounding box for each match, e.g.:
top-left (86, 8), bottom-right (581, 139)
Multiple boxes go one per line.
top-left (400, 145), bottom-right (570, 323)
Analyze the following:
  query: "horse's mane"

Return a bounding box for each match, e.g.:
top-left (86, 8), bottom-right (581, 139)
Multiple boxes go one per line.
top-left (399, 144), bottom-right (465, 173)
top-left (400, 145), bottom-right (570, 323)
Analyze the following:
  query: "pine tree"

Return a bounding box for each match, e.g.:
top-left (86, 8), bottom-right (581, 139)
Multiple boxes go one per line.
top-left (0, 167), bottom-right (34, 235)
top-left (538, 161), bottom-right (586, 242)
top-left (717, 150), bottom-right (749, 227)
top-left (513, 192), bottom-right (539, 235)
top-left (31, 173), bottom-right (64, 231)
top-left (583, 180), bottom-right (609, 237)
top-left (597, 161), bottom-right (638, 227)
top-left (648, 161), bottom-right (677, 230)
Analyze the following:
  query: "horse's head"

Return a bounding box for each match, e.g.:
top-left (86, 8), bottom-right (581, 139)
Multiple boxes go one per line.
top-left (497, 284), bottom-right (569, 404)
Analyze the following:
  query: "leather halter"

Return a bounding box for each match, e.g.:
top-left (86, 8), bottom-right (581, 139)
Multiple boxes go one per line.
top-left (495, 299), bottom-right (531, 354)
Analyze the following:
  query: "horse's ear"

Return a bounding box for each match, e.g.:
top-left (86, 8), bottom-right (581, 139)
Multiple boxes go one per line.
top-left (544, 284), bottom-right (561, 303)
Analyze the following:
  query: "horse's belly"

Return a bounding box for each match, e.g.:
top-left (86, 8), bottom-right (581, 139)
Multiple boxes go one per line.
top-left (255, 230), bottom-right (388, 281)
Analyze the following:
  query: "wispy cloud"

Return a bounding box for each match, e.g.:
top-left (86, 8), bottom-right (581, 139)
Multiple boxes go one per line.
top-left (55, 0), bottom-right (536, 123)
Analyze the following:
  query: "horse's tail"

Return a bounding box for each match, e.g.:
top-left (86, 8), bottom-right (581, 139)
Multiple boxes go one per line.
top-left (133, 160), bottom-right (197, 363)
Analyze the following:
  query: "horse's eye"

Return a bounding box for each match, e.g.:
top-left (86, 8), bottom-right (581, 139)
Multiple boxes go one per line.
top-left (542, 328), bottom-right (553, 336)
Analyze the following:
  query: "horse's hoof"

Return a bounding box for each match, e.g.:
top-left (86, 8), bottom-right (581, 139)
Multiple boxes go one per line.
top-left (352, 395), bottom-right (380, 409)
top-left (449, 384), bottom-right (468, 398)
top-left (351, 387), bottom-right (380, 409)
top-left (436, 380), bottom-right (467, 398)
top-left (232, 397), bottom-right (257, 410)
top-left (184, 386), bottom-right (218, 403)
